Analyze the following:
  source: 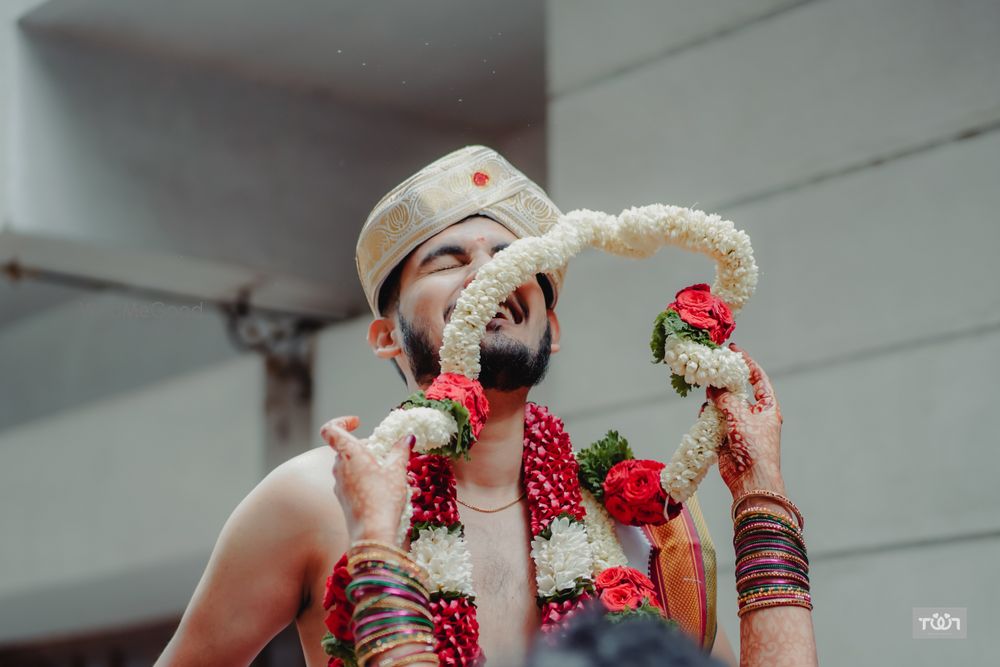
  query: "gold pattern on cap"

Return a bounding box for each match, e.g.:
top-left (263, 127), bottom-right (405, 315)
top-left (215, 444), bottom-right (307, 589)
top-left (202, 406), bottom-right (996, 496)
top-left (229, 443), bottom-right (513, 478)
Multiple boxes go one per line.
top-left (356, 145), bottom-right (566, 317)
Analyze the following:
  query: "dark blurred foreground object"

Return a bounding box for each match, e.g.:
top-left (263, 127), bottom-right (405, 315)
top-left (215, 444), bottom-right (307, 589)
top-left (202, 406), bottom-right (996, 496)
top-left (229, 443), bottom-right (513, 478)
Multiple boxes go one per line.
top-left (525, 601), bottom-right (724, 667)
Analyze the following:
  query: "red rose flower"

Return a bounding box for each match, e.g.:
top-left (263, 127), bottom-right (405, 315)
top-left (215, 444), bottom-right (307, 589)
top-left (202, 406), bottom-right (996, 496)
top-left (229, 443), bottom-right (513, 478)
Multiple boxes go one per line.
top-left (602, 460), bottom-right (669, 526)
top-left (328, 658), bottom-right (345, 667)
top-left (618, 567), bottom-right (656, 593)
top-left (426, 373), bottom-right (490, 440)
top-left (594, 566), bottom-right (629, 590)
top-left (599, 584), bottom-right (636, 612)
top-left (603, 494), bottom-right (636, 525)
top-left (622, 463), bottom-right (661, 504)
top-left (666, 283), bottom-right (736, 346)
top-left (602, 463), bottom-right (630, 494)
top-left (626, 589), bottom-right (664, 611)
top-left (596, 567), bottom-right (663, 613)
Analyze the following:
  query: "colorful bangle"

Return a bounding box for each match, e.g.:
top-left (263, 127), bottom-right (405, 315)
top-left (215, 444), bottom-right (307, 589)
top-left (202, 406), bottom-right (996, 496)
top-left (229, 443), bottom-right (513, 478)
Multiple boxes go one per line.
top-left (738, 596), bottom-right (813, 617)
top-left (379, 652), bottom-right (440, 667)
top-left (732, 498), bottom-right (812, 617)
top-left (731, 490), bottom-right (804, 529)
top-left (357, 633), bottom-right (436, 666)
top-left (350, 539), bottom-right (412, 560)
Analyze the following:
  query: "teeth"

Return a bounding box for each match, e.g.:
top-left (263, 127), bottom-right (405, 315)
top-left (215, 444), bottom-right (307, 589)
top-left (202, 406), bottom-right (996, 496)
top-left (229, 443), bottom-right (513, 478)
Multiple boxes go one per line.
top-left (493, 303), bottom-right (515, 321)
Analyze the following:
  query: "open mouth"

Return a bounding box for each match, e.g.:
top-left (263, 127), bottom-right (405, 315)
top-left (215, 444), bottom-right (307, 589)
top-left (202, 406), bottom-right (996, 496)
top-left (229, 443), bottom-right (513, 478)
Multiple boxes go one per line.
top-left (445, 294), bottom-right (525, 325)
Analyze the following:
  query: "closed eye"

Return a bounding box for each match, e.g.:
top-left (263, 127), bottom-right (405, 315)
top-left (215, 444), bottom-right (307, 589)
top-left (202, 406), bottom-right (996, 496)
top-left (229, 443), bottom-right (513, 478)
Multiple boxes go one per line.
top-left (429, 263), bottom-right (461, 273)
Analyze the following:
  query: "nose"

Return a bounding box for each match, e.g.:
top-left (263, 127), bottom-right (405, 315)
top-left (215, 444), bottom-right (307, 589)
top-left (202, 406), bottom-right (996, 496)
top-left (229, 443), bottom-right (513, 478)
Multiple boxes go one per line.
top-left (462, 251), bottom-right (492, 289)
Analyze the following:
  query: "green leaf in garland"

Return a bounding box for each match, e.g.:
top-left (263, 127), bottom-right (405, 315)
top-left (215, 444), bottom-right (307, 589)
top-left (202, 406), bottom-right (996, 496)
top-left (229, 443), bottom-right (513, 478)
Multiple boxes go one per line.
top-left (660, 309), bottom-right (720, 349)
top-left (536, 576), bottom-right (595, 606)
top-left (670, 372), bottom-right (694, 398)
top-left (321, 630), bottom-right (358, 667)
top-left (650, 310), bottom-right (669, 363)
top-left (432, 590), bottom-right (476, 603)
top-left (409, 520), bottom-right (463, 543)
top-left (575, 431), bottom-right (635, 502)
top-left (399, 391), bottom-right (475, 460)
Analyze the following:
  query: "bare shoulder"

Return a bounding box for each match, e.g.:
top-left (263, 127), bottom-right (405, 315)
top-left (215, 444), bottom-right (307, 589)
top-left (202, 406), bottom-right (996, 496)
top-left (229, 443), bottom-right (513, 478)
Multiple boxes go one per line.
top-left (258, 445), bottom-right (346, 551)
top-left (154, 446), bottom-right (345, 665)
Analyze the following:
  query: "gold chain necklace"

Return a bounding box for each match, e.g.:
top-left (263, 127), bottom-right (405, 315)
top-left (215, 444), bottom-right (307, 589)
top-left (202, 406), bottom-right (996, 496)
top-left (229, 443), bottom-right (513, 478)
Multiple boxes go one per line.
top-left (455, 490), bottom-right (527, 513)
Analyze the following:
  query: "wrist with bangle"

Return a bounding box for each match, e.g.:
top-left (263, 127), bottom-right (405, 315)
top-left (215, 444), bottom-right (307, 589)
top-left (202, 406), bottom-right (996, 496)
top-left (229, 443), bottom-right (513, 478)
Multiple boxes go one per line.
top-left (731, 490), bottom-right (812, 617)
top-left (346, 539), bottom-right (440, 667)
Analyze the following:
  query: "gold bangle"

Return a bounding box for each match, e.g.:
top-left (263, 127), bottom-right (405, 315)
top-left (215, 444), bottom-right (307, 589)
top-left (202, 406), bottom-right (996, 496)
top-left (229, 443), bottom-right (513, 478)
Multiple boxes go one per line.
top-left (356, 624), bottom-right (433, 648)
top-left (734, 521), bottom-right (805, 546)
top-left (735, 550), bottom-right (809, 570)
top-left (734, 506), bottom-right (802, 532)
top-left (737, 597), bottom-right (813, 617)
top-left (353, 592), bottom-right (432, 619)
top-left (350, 539), bottom-right (412, 560)
top-left (378, 651), bottom-right (440, 667)
top-left (366, 597), bottom-right (433, 616)
top-left (731, 490), bottom-right (803, 529)
top-left (348, 556), bottom-right (431, 592)
top-left (358, 635), bottom-right (436, 666)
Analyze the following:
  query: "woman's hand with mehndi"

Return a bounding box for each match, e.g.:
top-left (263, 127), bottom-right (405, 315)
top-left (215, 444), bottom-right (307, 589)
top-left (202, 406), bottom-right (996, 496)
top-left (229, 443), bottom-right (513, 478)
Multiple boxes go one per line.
top-left (706, 344), bottom-right (786, 499)
top-left (320, 415), bottom-right (413, 545)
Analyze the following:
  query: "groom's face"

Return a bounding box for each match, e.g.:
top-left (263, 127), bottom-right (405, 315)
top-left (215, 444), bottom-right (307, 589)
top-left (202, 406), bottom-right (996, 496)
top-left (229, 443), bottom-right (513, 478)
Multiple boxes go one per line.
top-left (386, 216), bottom-right (558, 390)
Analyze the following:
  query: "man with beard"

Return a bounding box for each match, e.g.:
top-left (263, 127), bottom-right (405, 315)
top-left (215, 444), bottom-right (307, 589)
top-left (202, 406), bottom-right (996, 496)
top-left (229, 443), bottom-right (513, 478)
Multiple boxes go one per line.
top-left (157, 146), bottom-right (748, 667)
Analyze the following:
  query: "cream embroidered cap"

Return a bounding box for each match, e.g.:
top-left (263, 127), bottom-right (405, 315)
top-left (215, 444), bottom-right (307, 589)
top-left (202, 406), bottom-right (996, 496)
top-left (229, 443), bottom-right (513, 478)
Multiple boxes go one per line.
top-left (356, 145), bottom-right (565, 317)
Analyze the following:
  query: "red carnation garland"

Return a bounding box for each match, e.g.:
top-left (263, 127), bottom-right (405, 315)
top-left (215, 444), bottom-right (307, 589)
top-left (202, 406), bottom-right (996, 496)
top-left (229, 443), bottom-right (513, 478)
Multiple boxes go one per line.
top-left (522, 403), bottom-right (586, 537)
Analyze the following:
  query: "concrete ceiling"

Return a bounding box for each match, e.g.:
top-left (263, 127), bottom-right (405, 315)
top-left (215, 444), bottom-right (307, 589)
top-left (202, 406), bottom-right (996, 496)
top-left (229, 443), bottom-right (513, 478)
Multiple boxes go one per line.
top-left (21, 0), bottom-right (545, 129)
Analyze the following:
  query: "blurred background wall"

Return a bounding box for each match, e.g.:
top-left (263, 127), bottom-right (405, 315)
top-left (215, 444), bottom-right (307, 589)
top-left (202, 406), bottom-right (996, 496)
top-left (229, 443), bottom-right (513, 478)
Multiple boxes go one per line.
top-left (1, 1), bottom-right (998, 665)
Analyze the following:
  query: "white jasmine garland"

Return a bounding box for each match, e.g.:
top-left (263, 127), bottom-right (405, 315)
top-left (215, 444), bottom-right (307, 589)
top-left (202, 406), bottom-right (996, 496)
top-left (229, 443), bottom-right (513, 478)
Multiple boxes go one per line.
top-left (410, 525), bottom-right (476, 597)
top-left (434, 204), bottom-right (756, 504)
top-left (356, 202), bottom-right (758, 636)
top-left (366, 407), bottom-right (458, 543)
top-left (367, 406), bottom-right (457, 458)
top-left (580, 490), bottom-right (628, 574)
top-left (530, 517), bottom-right (595, 598)
top-left (661, 401), bottom-right (733, 503)
top-left (663, 337), bottom-right (748, 391)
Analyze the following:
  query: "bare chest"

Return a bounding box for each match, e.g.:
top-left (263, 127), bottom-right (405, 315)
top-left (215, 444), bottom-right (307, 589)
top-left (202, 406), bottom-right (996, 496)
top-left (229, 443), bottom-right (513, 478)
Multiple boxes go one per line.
top-left (460, 506), bottom-right (540, 665)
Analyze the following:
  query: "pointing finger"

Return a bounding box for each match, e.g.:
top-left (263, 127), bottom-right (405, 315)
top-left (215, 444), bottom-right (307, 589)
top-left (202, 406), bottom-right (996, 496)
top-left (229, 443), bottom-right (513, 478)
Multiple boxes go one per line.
top-left (321, 416), bottom-right (362, 456)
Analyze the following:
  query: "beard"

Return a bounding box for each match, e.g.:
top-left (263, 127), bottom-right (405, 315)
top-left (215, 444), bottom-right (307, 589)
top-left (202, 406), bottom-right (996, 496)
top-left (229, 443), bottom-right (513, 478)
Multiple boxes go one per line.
top-left (399, 314), bottom-right (552, 391)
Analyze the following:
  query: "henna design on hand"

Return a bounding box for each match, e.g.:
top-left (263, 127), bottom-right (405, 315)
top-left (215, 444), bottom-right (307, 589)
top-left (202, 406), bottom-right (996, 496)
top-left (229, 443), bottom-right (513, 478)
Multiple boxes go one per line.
top-left (320, 415), bottom-right (413, 544)
top-left (707, 344), bottom-right (785, 496)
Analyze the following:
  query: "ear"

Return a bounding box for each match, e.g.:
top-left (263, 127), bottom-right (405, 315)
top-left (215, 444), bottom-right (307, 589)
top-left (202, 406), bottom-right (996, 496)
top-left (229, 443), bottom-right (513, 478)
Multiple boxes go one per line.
top-left (368, 317), bottom-right (401, 360)
top-left (546, 308), bottom-right (561, 354)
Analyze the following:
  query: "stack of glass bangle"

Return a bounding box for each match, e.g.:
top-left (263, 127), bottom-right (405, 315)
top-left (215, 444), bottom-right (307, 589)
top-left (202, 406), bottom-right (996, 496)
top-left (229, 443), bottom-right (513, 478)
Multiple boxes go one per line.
top-left (732, 492), bottom-right (811, 617)
top-left (345, 541), bottom-right (439, 666)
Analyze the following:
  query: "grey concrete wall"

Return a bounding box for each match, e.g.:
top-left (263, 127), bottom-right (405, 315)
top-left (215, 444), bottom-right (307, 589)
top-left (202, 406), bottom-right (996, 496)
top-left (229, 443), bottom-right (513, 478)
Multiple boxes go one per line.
top-left (545, 0), bottom-right (1000, 663)
top-left (0, 355), bottom-right (266, 642)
